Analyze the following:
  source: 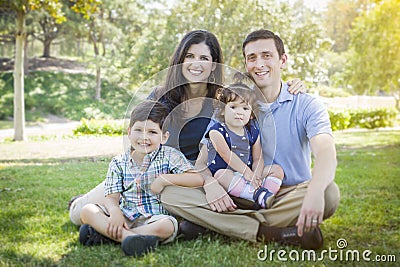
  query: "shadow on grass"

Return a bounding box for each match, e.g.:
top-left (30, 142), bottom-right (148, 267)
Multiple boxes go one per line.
top-left (0, 250), bottom-right (57, 266)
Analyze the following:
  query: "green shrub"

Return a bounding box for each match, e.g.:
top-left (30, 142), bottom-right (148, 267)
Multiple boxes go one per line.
top-left (348, 108), bottom-right (398, 129)
top-left (73, 118), bottom-right (125, 136)
top-left (329, 108), bottom-right (398, 131)
top-left (328, 109), bottom-right (351, 131)
top-left (74, 108), bottom-right (397, 136)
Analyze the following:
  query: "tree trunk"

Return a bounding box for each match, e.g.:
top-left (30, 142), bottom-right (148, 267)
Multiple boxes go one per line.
top-left (43, 39), bottom-right (51, 58)
top-left (14, 10), bottom-right (26, 141)
top-left (24, 33), bottom-right (29, 74)
top-left (90, 20), bottom-right (101, 101)
top-left (95, 66), bottom-right (101, 100)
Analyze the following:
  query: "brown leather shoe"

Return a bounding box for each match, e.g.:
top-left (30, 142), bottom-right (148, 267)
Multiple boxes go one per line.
top-left (257, 224), bottom-right (323, 250)
top-left (280, 226), bottom-right (323, 250)
top-left (179, 220), bottom-right (210, 241)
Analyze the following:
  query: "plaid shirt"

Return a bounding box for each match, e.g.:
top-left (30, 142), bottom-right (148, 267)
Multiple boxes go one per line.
top-left (104, 145), bottom-right (194, 221)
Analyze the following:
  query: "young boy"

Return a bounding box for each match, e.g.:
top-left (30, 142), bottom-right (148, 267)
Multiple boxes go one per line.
top-left (79, 100), bottom-right (203, 257)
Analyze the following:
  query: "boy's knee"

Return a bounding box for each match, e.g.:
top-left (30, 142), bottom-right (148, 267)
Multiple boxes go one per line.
top-left (161, 218), bottom-right (175, 235)
top-left (152, 218), bottom-right (175, 240)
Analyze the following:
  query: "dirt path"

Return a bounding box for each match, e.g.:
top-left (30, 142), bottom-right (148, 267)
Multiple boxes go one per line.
top-left (2, 122), bottom-right (399, 161)
top-left (0, 122), bottom-right (125, 161)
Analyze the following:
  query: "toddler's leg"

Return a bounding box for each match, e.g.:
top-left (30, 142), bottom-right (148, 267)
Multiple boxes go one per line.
top-left (214, 169), bottom-right (235, 190)
top-left (262, 164), bottom-right (285, 180)
top-left (254, 164), bottom-right (284, 209)
top-left (261, 164), bottom-right (284, 194)
top-left (215, 169), bottom-right (254, 201)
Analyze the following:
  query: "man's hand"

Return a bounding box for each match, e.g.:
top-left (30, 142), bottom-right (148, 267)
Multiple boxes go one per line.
top-left (204, 178), bottom-right (237, 212)
top-left (296, 133), bottom-right (337, 236)
top-left (296, 189), bottom-right (324, 237)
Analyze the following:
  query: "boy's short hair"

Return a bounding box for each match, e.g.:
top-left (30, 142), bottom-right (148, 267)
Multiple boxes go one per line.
top-left (129, 100), bottom-right (169, 132)
top-left (215, 72), bottom-right (256, 122)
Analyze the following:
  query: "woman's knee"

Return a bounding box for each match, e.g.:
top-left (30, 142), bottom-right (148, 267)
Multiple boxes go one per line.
top-left (69, 195), bottom-right (86, 226)
top-left (80, 203), bottom-right (100, 224)
top-left (323, 182), bottom-right (340, 219)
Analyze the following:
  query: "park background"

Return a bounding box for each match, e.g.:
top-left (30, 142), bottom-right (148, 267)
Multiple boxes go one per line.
top-left (0, 0), bottom-right (399, 266)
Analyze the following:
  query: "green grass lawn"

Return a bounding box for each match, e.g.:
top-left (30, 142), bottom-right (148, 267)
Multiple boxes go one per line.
top-left (0, 130), bottom-right (399, 266)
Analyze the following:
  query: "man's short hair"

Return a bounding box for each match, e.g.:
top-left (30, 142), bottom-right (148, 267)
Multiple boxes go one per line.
top-left (242, 29), bottom-right (285, 59)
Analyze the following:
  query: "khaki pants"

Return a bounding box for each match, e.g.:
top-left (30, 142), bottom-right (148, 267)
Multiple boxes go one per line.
top-left (160, 181), bottom-right (340, 242)
top-left (69, 181), bottom-right (106, 226)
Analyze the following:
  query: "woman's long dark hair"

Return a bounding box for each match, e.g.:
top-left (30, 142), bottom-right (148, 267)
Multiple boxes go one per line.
top-left (155, 30), bottom-right (224, 111)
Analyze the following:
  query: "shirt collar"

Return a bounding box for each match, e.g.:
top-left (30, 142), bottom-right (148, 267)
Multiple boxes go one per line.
top-left (256, 81), bottom-right (292, 111)
top-left (146, 145), bottom-right (162, 162)
top-left (127, 145), bottom-right (163, 163)
top-left (277, 81), bottom-right (293, 103)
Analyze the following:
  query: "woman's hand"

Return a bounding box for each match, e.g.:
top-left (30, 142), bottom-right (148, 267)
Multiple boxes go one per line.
top-left (204, 177), bottom-right (237, 212)
top-left (287, 78), bottom-right (307, 94)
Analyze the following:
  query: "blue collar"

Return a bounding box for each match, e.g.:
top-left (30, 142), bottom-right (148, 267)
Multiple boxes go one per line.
top-left (276, 82), bottom-right (293, 104)
top-left (256, 81), bottom-right (292, 112)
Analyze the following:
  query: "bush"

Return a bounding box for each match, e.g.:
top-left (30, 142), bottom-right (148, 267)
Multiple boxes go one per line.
top-left (328, 109), bottom-right (351, 131)
top-left (74, 108), bottom-right (397, 136)
top-left (73, 119), bottom-right (125, 136)
top-left (329, 108), bottom-right (398, 131)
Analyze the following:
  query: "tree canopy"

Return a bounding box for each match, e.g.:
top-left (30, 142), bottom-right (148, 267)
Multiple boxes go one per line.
top-left (346, 0), bottom-right (400, 94)
top-left (1, 0), bottom-right (399, 97)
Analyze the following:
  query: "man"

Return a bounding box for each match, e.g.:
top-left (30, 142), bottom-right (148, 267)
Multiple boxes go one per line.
top-left (161, 29), bottom-right (340, 249)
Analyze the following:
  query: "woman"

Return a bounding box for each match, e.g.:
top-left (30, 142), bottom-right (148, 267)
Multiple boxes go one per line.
top-left (150, 30), bottom-right (223, 161)
top-left (69, 30), bottom-right (304, 226)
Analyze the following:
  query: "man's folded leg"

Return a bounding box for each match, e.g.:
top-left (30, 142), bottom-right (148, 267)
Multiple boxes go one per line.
top-left (161, 182), bottom-right (339, 250)
top-left (161, 186), bottom-right (261, 242)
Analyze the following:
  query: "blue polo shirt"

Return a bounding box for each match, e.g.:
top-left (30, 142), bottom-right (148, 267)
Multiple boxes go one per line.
top-left (256, 82), bottom-right (332, 186)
